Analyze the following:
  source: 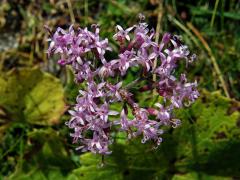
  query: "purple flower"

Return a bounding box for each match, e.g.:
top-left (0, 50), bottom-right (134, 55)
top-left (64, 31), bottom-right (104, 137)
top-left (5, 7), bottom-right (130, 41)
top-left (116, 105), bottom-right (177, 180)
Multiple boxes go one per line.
top-left (47, 26), bottom-right (73, 56)
top-left (47, 15), bottom-right (199, 154)
top-left (98, 60), bottom-right (118, 78)
top-left (106, 82), bottom-right (123, 102)
top-left (116, 50), bottom-right (135, 76)
top-left (113, 25), bottom-right (134, 42)
top-left (74, 62), bottom-right (94, 83)
top-left (119, 109), bottom-right (131, 131)
top-left (96, 103), bottom-right (118, 122)
top-left (130, 108), bottom-right (163, 146)
top-left (155, 103), bottom-right (171, 125)
top-left (133, 48), bottom-right (157, 71)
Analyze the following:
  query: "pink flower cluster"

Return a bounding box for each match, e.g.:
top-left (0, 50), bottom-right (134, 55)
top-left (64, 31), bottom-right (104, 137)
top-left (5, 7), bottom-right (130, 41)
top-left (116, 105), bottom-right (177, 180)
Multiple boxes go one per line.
top-left (47, 17), bottom-right (199, 154)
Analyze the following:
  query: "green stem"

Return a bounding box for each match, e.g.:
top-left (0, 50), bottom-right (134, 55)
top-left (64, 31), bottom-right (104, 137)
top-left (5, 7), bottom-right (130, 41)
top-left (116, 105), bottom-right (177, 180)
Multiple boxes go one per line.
top-left (210, 0), bottom-right (220, 29)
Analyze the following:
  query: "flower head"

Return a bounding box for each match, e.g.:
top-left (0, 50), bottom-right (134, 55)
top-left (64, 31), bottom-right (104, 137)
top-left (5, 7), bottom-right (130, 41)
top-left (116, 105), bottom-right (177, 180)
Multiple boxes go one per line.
top-left (47, 15), bottom-right (199, 154)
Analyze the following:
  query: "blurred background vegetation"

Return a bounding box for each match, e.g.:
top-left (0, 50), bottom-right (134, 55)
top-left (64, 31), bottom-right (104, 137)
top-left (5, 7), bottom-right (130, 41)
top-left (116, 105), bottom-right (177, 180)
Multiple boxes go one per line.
top-left (0, 0), bottom-right (239, 179)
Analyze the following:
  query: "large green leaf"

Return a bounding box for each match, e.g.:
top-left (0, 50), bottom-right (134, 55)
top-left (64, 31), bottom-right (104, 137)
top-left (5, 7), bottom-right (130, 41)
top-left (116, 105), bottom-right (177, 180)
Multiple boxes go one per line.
top-left (173, 90), bottom-right (240, 176)
top-left (0, 68), bottom-right (65, 125)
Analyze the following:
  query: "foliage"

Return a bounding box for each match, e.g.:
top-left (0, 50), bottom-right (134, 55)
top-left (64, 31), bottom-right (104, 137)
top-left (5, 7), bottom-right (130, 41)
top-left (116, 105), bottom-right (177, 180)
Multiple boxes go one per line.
top-left (0, 68), bottom-right (66, 176)
top-left (1, 90), bottom-right (239, 179)
top-left (0, 68), bottom-right (65, 126)
top-left (0, 0), bottom-right (239, 179)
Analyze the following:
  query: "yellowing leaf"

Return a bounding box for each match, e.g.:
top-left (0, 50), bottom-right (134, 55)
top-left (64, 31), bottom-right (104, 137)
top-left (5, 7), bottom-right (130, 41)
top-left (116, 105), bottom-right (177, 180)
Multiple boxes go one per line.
top-left (0, 68), bottom-right (65, 125)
